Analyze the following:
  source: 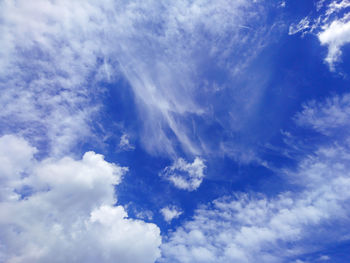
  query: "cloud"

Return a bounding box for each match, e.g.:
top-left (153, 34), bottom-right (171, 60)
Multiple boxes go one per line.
top-left (160, 206), bottom-right (183, 223)
top-left (118, 133), bottom-right (135, 151)
top-left (117, 0), bottom-right (272, 158)
top-left (160, 93), bottom-right (350, 263)
top-left (288, 17), bottom-right (312, 36)
top-left (0, 0), bottom-right (273, 161)
top-left (135, 210), bottom-right (154, 221)
top-left (318, 13), bottom-right (350, 70)
top-left (160, 157), bottom-right (206, 191)
top-left (0, 0), bottom-right (115, 156)
top-left (0, 135), bottom-right (161, 263)
top-left (294, 93), bottom-right (350, 136)
top-left (289, 0), bottom-right (350, 70)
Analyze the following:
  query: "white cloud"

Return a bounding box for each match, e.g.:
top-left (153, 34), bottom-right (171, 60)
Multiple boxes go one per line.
top-left (160, 157), bottom-right (206, 191)
top-left (290, 0), bottom-right (350, 70)
top-left (0, 0), bottom-right (272, 161)
top-left (295, 93), bottom-right (350, 135)
top-left (318, 13), bottom-right (350, 70)
top-left (0, 0), bottom-right (114, 156)
top-left (0, 135), bottom-right (161, 263)
top-left (112, 0), bottom-right (271, 158)
top-left (160, 206), bottom-right (183, 223)
top-left (326, 0), bottom-right (350, 15)
top-left (119, 133), bottom-right (135, 151)
top-left (289, 17), bottom-right (311, 35)
top-left (160, 93), bottom-right (350, 263)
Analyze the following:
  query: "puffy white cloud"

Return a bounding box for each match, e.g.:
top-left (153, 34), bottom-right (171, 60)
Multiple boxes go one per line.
top-left (160, 206), bottom-right (183, 223)
top-left (160, 93), bottom-right (350, 263)
top-left (289, 0), bottom-right (350, 70)
top-left (318, 13), bottom-right (350, 70)
top-left (0, 135), bottom-right (161, 263)
top-left (160, 157), bottom-right (206, 191)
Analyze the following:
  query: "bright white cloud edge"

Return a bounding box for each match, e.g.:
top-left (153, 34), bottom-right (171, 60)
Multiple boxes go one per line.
top-left (0, 135), bottom-right (161, 263)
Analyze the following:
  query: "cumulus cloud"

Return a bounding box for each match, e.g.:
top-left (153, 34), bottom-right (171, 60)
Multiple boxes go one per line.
top-left (160, 93), bottom-right (350, 263)
top-left (160, 206), bottom-right (183, 223)
top-left (160, 157), bottom-right (206, 191)
top-left (0, 135), bottom-right (161, 263)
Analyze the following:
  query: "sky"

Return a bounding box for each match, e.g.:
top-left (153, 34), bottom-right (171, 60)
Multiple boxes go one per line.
top-left (1, 0), bottom-right (350, 262)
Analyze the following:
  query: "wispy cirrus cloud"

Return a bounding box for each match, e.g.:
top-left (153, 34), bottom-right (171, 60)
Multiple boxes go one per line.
top-left (113, 0), bottom-right (273, 159)
top-left (0, 0), bottom-right (275, 161)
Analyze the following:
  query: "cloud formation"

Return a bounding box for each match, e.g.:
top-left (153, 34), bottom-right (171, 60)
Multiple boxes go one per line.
top-left (0, 0), bottom-right (274, 162)
top-left (295, 93), bottom-right (350, 136)
top-left (0, 135), bottom-right (161, 263)
top-left (289, 0), bottom-right (350, 70)
top-left (160, 93), bottom-right (350, 263)
top-left (119, 133), bottom-right (135, 151)
top-left (160, 157), bottom-right (206, 191)
top-left (161, 206), bottom-right (183, 223)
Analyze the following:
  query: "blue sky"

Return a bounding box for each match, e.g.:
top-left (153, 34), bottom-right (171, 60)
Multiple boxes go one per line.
top-left (1, 0), bottom-right (350, 262)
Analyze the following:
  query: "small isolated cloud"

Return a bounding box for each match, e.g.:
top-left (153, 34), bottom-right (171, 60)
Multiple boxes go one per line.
top-left (119, 133), bottom-right (135, 151)
top-left (136, 210), bottom-right (154, 221)
top-left (0, 135), bottom-right (161, 263)
top-left (160, 157), bottom-right (206, 191)
top-left (160, 206), bottom-right (183, 223)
